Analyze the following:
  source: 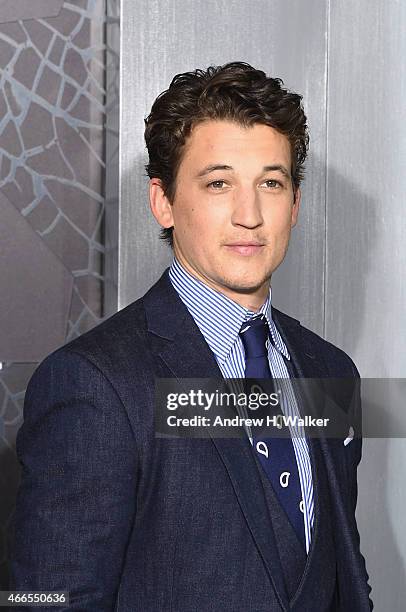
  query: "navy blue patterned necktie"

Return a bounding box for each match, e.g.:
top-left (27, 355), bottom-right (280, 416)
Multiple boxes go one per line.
top-left (239, 314), bottom-right (306, 549)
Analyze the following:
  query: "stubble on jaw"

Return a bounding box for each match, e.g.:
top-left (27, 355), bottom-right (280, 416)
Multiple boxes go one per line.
top-left (193, 262), bottom-right (272, 309)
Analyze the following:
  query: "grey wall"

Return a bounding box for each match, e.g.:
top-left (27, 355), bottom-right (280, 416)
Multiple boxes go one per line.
top-left (119, 0), bottom-right (406, 609)
top-left (326, 2), bottom-right (406, 610)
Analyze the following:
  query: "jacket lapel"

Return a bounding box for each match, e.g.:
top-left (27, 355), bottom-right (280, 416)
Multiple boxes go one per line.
top-left (271, 308), bottom-right (328, 593)
top-left (272, 308), bottom-right (368, 609)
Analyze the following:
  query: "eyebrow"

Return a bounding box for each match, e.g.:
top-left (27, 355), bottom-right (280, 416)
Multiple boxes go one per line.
top-left (195, 164), bottom-right (291, 178)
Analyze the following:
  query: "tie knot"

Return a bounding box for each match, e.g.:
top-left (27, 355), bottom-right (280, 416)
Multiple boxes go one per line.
top-left (239, 314), bottom-right (269, 359)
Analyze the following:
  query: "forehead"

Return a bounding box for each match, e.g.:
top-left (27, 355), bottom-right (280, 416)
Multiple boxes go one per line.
top-left (180, 120), bottom-right (292, 170)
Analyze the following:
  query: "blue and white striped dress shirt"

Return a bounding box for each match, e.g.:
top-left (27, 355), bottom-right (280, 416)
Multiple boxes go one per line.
top-left (169, 257), bottom-right (314, 553)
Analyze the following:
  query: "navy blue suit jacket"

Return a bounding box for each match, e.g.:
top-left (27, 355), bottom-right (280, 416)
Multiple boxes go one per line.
top-left (10, 269), bottom-right (373, 610)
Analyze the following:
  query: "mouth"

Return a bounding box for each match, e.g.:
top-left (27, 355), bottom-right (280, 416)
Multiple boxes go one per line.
top-left (224, 243), bottom-right (265, 256)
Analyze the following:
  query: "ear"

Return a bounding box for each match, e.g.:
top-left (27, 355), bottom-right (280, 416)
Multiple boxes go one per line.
top-left (290, 187), bottom-right (301, 228)
top-left (149, 178), bottom-right (174, 228)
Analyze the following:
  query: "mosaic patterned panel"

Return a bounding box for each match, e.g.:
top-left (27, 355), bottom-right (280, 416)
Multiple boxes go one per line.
top-left (0, 0), bottom-right (120, 587)
top-left (0, 1), bottom-right (64, 24)
top-left (104, 0), bottom-right (120, 315)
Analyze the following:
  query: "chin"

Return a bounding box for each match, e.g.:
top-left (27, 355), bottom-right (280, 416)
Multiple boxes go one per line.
top-left (220, 274), bottom-right (270, 295)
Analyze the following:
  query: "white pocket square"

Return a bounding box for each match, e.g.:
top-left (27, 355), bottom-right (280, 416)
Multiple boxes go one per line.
top-left (344, 426), bottom-right (354, 446)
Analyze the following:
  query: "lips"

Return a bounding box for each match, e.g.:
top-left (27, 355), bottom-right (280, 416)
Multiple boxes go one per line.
top-left (224, 243), bottom-right (264, 256)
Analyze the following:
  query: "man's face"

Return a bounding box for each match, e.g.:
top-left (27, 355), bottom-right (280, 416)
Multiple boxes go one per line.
top-left (150, 119), bottom-right (300, 309)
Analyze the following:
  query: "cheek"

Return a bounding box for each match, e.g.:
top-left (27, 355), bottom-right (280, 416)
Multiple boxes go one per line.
top-left (179, 203), bottom-right (221, 234)
top-left (267, 206), bottom-right (294, 230)
top-left (173, 186), bottom-right (230, 242)
top-left (174, 206), bottom-right (209, 248)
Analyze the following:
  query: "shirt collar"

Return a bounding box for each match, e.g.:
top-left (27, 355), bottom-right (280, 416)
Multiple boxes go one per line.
top-left (169, 257), bottom-right (290, 364)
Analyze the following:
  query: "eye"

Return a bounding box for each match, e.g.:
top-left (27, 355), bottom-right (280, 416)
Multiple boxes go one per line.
top-left (261, 179), bottom-right (281, 189)
top-left (208, 180), bottom-right (227, 190)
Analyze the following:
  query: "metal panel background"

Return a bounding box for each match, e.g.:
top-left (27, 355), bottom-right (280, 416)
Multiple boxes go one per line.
top-left (119, 0), bottom-right (328, 336)
top-left (326, 1), bottom-right (406, 609)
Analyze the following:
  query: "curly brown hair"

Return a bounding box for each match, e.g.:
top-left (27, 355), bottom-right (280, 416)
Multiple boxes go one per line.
top-left (144, 61), bottom-right (309, 247)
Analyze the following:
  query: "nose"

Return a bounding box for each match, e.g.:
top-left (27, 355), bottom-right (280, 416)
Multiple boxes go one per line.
top-left (231, 188), bottom-right (264, 229)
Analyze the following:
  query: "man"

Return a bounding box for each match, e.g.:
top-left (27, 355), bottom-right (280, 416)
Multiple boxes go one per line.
top-left (10, 62), bottom-right (372, 610)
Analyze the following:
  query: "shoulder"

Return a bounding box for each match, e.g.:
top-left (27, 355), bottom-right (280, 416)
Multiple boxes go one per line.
top-left (27, 294), bottom-right (152, 409)
top-left (27, 269), bottom-right (176, 418)
top-left (68, 296), bottom-right (147, 355)
top-left (52, 269), bottom-right (174, 370)
top-left (50, 295), bottom-right (149, 371)
top-left (23, 296), bottom-right (154, 440)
